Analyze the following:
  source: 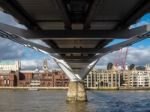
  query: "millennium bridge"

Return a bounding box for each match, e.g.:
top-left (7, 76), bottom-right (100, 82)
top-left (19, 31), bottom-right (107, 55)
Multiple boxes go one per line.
top-left (0, 0), bottom-right (150, 102)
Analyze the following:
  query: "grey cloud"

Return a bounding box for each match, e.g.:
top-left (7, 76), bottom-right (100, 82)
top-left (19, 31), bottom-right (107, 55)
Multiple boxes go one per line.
top-left (21, 59), bottom-right (59, 70)
top-left (0, 37), bottom-right (25, 60)
top-left (96, 46), bottom-right (150, 68)
top-left (0, 11), bottom-right (26, 29)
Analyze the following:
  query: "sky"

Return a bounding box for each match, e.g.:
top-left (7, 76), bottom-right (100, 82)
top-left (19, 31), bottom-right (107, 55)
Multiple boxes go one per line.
top-left (0, 11), bottom-right (150, 69)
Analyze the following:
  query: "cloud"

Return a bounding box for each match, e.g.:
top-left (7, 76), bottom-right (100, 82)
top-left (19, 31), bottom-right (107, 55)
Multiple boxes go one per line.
top-left (0, 37), bottom-right (49, 61)
top-left (21, 59), bottom-right (59, 70)
top-left (21, 60), bottom-right (39, 70)
top-left (0, 11), bottom-right (26, 29)
top-left (0, 37), bottom-right (25, 60)
top-left (96, 46), bottom-right (150, 68)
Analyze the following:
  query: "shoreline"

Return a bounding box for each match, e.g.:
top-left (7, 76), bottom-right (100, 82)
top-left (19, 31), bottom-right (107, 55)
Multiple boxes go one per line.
top-left (0, 87), bottom-right (68, 90)
top-left (0, 87), bottom-right (150, 91)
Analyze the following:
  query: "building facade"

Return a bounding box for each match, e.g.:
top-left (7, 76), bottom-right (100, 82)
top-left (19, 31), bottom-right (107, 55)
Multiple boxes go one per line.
top-left (85, 69), bottom-right (150, 88)
top-left (19, 70), bottom-right (69, 87)
top-left (0, 71), bottom-right (18, 87)
top-left (122, 70), bottom-right (150, 87)
top-left (0, 60), bottom-right (150, 88)
top-left (85, 69), bottom-right (121, 88)
top-left (0, 60), bottom-right (20, 71)
top-left (145, 64), bottom-right (150, 71)
top-left (0, 60), bottom-right (20, 87)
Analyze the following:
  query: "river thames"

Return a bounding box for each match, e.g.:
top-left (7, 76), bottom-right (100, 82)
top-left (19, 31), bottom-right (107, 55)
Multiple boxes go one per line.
top-left (0, 90), bottom-right (150, 112)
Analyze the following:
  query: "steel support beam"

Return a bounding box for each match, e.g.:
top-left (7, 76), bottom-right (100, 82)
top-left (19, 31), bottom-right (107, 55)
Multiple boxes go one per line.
top-left (0, 30), bottom-right (62, 59)
top-left (0, 0), bottom-right (38, 29)
top-left (116, 1), bottom-right (150, 29)
top-left (65, 60), bottom-right (94, 63)
top-left (62, 56), bottom-right (97, 60)
top-left (84, 0), bottom-right (101, 29)
top-left (0, 0), bottom-right (59, 50)
top-left (91, 32), bottom-right (150, 60)
top-left (55, 0), bottom-right (72, 29)
top-left (0, 23), bottom-right (149, 40)
top-left (99, 34), bottom-right (149, 54)
top-left (54, 58), bottom-right (81, 81)
top-left (0, 28), bottom-right (150, 55)
top-left (95, 40), bottom-right (113, 49)
top-left (81, 59), bottom-right (100, 79)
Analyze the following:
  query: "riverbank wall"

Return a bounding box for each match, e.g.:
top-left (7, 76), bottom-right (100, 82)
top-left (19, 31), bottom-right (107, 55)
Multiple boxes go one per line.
top-left (119, 87), bottom-right (150, 90)
top-left (1, 87), bottom-right (150, 90)
top-left (0, 87), bottom-right (68, 90)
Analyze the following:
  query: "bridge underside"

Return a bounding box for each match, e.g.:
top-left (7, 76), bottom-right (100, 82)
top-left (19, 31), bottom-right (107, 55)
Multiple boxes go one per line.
top-left (0, 0), bottom-right (150, 101)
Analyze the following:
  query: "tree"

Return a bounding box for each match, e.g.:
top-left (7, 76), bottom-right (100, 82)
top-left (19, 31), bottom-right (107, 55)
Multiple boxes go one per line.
top-left (136, 66), bottom-right (145, 70)
top-left (107, 62), bottom-right (113, 70)
top-left (129, 64), bottom-right (135, 70)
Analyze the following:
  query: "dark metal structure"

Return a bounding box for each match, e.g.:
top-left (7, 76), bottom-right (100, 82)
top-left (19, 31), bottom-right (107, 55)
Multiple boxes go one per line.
top-left (0, 0), bottom-right (150, 80)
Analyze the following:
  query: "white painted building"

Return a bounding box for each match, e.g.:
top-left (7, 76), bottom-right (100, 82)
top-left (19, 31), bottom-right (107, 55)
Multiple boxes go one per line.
top-left (145, 64), bottom-right (150, 71)
top-left (85, 69), bottom-right (120, 88)
top-left (130, 70), bottom-right (150, 87)
top-left (0, 60), bottom-right (20, 71)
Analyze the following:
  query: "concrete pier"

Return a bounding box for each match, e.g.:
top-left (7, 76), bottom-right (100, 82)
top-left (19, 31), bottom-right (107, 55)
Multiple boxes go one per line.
top-left (67, 81), bottom-right (87, 102)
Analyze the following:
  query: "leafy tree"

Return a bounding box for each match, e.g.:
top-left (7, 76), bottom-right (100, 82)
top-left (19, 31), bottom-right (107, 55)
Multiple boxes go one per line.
top-left (136, 66), bottom-right (145, 70)
top-left (107, 62), bottom-right (113, 70)
top-left (129, 64), bottom-right (135, 70)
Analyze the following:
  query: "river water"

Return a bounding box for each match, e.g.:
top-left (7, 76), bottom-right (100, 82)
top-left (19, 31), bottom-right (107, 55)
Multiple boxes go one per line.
top-left (0, 90), bottom-right (150, 112)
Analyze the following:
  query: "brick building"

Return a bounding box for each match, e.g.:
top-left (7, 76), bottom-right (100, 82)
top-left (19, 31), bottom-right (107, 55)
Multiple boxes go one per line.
top-left (0, 70), bottom-right (18, 87)
top-left (18, 71), bottom-right (33, 87)
top-left (19, 70), bottom-right (69, 87)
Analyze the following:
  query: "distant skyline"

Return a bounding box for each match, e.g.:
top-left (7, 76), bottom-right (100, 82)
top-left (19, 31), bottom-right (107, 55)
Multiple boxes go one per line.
top-left (0, 11), bottom-right (150, 69)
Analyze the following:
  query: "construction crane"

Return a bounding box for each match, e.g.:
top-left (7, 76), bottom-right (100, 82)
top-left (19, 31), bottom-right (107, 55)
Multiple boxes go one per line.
top-left (113, 49), bottom-right (122, 70)
top-left (114, 47), bottom-right (129, 70)
top-left (122, 47), bottom-right (129, 70)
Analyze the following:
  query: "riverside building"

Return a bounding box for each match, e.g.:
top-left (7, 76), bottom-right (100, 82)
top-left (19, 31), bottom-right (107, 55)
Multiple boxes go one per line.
top-left (0, 60), bottom-right (20, 87)
top-left (19, 69), bottom-right (69, 87)
top-left (0, 60), bottom-right (69, 87)
top-left (84, 69), bottom-right (121, 88)
top-left (145, 64), bottom-right (150, 71)
top-left (0, 60), bottom-right (20, 71)
top-left (122, 70), bottom-right (150, 87)
top-left (0, 60), bottom-right (150, 89)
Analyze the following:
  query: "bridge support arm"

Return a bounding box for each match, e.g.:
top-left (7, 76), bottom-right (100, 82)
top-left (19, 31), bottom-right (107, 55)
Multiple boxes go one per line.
top-left (81, 58), bottom-right (100, 79)
top-left (53, 58), bottom-right (81, 81)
